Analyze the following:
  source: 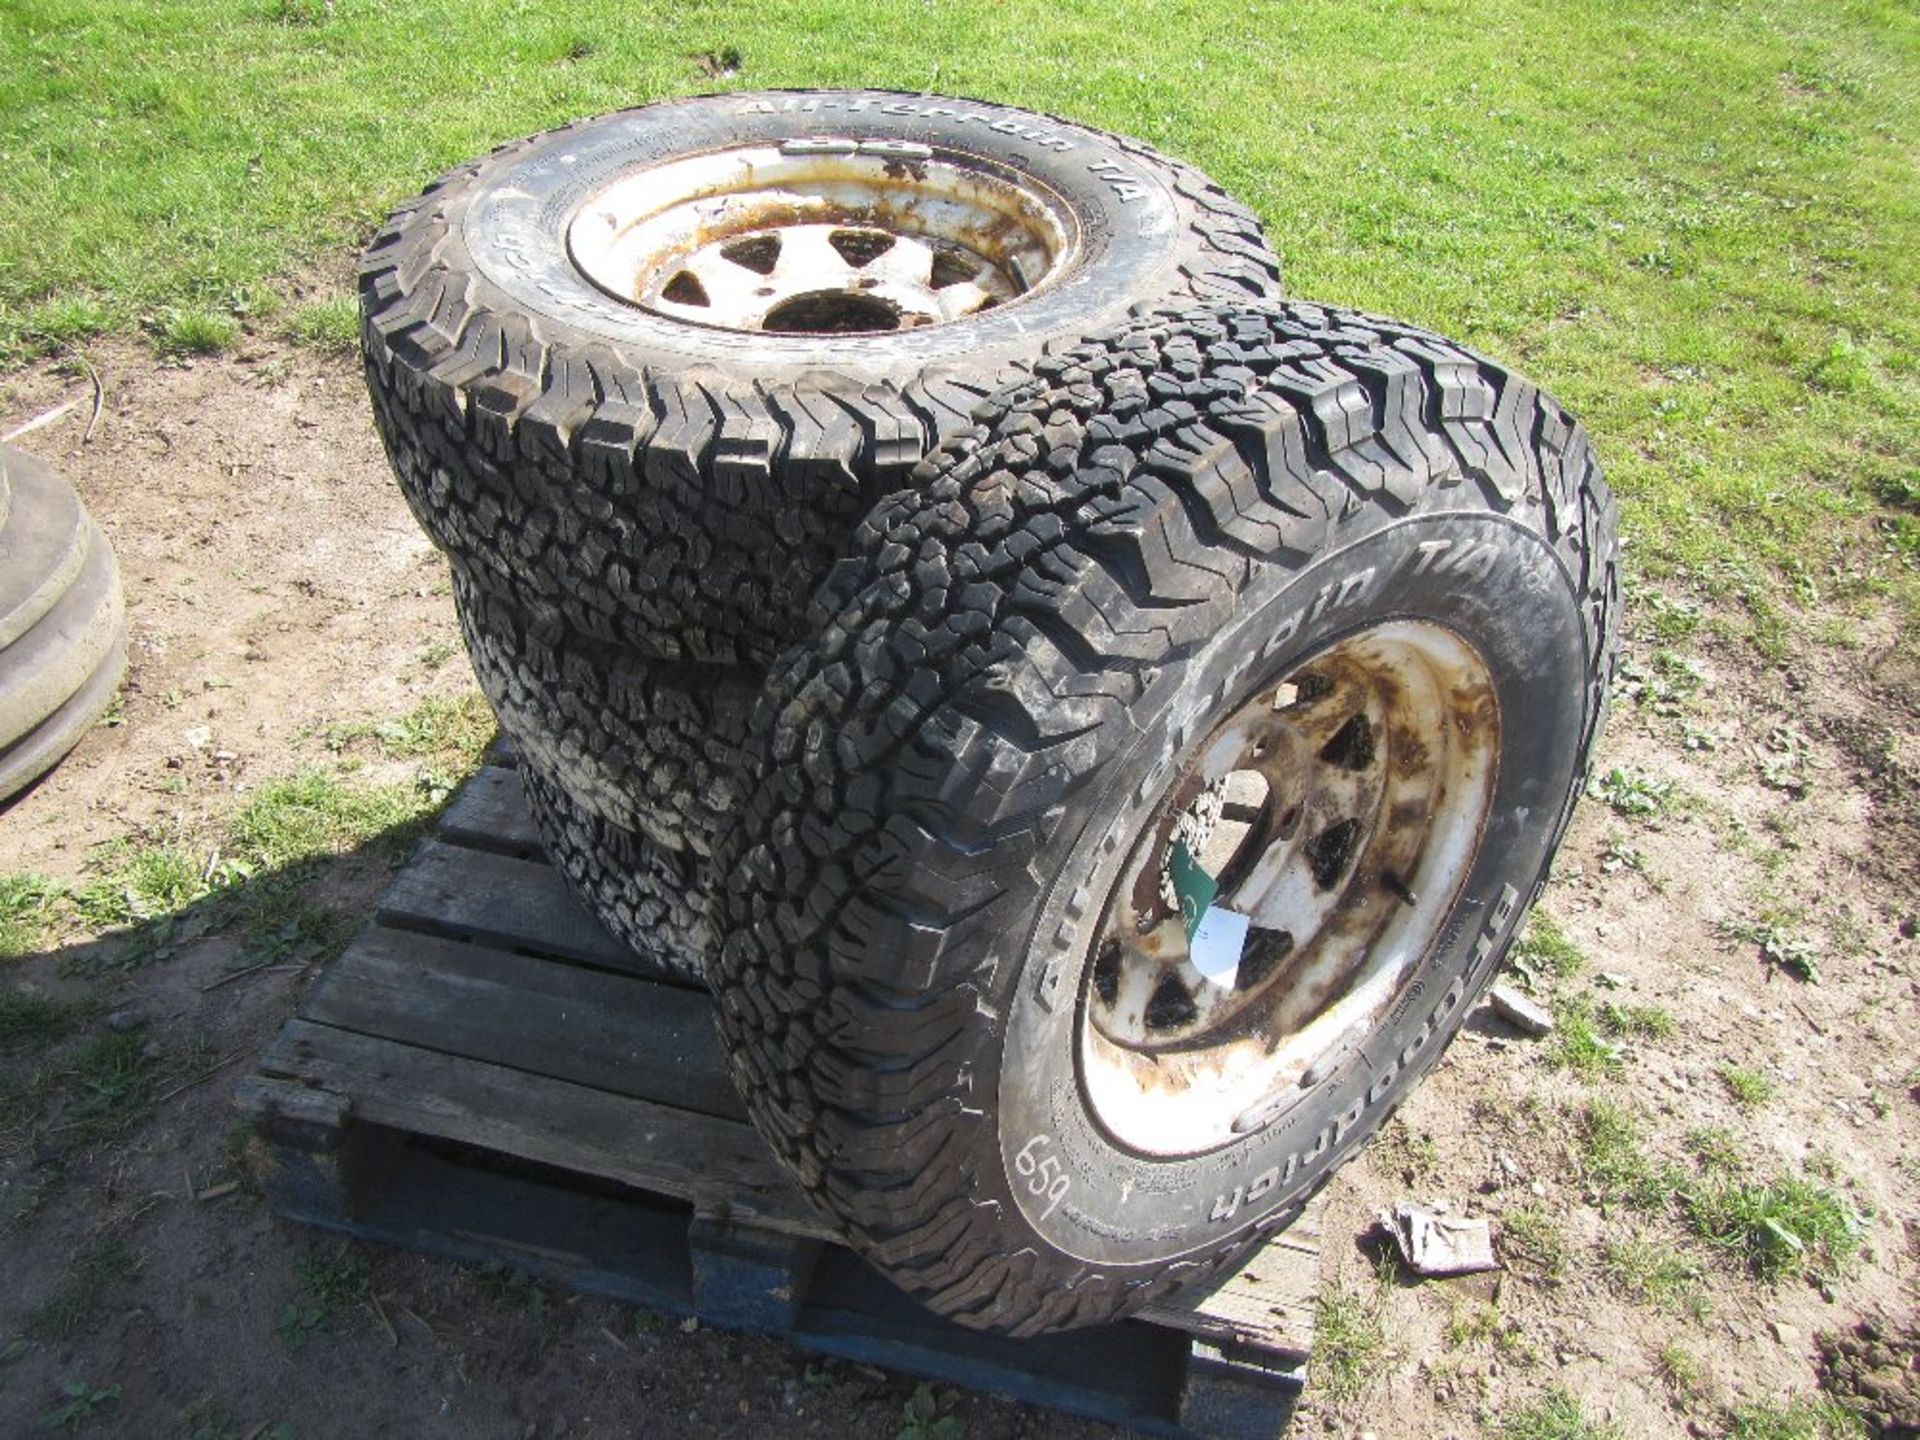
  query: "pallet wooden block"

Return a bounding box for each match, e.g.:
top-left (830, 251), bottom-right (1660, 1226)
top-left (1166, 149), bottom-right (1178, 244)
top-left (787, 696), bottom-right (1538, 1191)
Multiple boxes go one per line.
top-left (238, 762), bottom-right (1325, 1438)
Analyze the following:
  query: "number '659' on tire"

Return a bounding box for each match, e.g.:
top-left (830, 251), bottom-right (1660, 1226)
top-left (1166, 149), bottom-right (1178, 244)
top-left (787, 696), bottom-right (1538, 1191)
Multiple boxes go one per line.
top-left (710, 302), bottom-right (1619, 1335)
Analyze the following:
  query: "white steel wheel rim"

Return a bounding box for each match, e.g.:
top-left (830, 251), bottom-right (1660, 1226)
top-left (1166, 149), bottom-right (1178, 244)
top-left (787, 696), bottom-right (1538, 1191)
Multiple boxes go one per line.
top-left (1078, 621), bottom-right (1502, 1158)
top-left (566, 142), bottom-right (1078, 335)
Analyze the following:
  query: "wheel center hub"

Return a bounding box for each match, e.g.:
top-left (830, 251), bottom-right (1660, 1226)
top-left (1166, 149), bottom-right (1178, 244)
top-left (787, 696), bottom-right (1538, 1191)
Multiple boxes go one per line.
top-left (1078, 622), bottom-right (1501, 1157)
top-left (566, 142), bottom-right (1076, 336)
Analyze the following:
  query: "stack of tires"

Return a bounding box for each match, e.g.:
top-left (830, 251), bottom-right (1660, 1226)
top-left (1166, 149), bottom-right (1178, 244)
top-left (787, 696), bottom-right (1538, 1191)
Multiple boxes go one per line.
top-left (0, 446), bottom-right (127, 804)
top-left (362, 92), bottom-right (1618, 1335)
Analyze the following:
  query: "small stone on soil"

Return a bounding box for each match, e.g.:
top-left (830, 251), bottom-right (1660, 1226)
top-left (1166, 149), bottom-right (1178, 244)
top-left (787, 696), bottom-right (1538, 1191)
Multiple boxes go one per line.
top-left (1487, 985), bottom-right (1554, 1037)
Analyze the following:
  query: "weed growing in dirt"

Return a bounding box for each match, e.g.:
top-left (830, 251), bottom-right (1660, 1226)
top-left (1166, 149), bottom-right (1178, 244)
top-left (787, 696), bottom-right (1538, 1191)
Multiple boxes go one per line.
top-left (279, 1243), bottom-right (372, 1350)
top-left (24, 295), bottom-right (113, 352)
top-left (0, 989), bottom-right (79, 1048)
top-left (285, 293), bottom-right (358, 356)
top-left (1589, 766), bottom-right (1675, 818)
top-left (1685, 1174), bottom-right (1864, 1282)
top-left (467, 1262), bottom-right (547, 1317)
top-left (1374, 1118), bottom-right (1442, 1186)
top-left (1508, 911), bottom-right (1587, 987)
top-left (0, 874), bottom-right (61, 958)
top-left (1598, 1001), bottom-right (1674, 1040)
top-left (155, 307), bottom-right (239, 356)
top-left (1655, 1341), bottom-right (1703, 1399)
top-left (1723, 919), bottom-right (1824, 983)
top-left (25, 1235), bottom-right (139, 1340)
top-left (1499, 1387), bottom-right (1622, 1440)
top-left (1575, 1098), bottom-right (1676, 1210)
top-left (898, 1383), bottom-right (963, 1440)
top-left (1499, 1205), bottom-right (1569, 1282)
top-left (57, 1031), bottom-right (156, 1141)
top-left (1724, 1397), bottom-right (1866, 1439)
top-left (1721, 1064), bottom-right (1776, 1109)
top-left (1547, 996), bottom-right (1624, 1078)
top-left (1614, 651), bottom-right (1704, 715)
top-left (1686, 1126), bottom-right (1745, 1174)
top-left (325, 691), bottom-right (494, 769)
top-left (39, 1379), bottom-right (122, 1431)
top-left (69, 840), bottom-right (204, 929)
top-left (1314, 1281), bottom-right (1386, 1404)
top-left (1599, 1236), bottom-right (1704, 1312)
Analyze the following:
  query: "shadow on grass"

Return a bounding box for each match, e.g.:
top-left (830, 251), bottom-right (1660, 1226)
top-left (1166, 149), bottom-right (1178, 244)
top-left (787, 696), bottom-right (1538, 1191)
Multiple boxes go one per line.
top-left (0, 756), bottom-right (479, 1240)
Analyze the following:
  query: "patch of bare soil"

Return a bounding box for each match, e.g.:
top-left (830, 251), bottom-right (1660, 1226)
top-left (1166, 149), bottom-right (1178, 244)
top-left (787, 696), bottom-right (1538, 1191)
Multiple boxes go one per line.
top-left (0, 339), bottom-right (1914, 1439)
top-left (1292, 604), bottom-right (1918, 1434)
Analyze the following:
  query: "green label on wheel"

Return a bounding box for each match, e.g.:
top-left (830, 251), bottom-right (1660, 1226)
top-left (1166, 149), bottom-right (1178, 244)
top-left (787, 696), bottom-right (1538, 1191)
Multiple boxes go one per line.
top-left (1168, 841), bottom-right (1218, 940)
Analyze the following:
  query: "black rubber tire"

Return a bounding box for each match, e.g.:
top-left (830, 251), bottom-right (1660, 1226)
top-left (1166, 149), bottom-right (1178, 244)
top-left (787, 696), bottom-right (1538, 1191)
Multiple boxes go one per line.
top-left (0, 447), bottom-right (91, 651)
top-left (518, 760), bottom-right (712, 983)
top-left (361, 90), bottom-right (1283, 668)
top-left (711, 301), bottom-right (1619, 1334)
top-left (452, 565), bottom-right (755, 856)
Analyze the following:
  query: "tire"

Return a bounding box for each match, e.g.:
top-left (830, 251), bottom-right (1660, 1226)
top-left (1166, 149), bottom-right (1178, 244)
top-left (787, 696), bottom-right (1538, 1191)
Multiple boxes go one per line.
top-left (452, 565), bottom-right (755, 857)
top-left (0, 521), bottom-right (122, 751)
top-left (518, 760), bottom-right (712, 983)
top-left (0, 624), bottom-right (128, 803)
top-left (711, 301), bottom-right (1619, 1334)
top-left (0, 446), bottom-right (128, 803)
top-left (361, 90), bottom-right (1282, 668)
top-left (0, 447), bottom-right (91, 651)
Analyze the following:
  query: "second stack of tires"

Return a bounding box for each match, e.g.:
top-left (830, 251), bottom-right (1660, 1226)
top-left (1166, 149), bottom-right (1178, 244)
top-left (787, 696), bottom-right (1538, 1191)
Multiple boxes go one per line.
top-left (0, 446), bottom-right (128, 804)
top-left (359, 90), bottom-right (1285, 981)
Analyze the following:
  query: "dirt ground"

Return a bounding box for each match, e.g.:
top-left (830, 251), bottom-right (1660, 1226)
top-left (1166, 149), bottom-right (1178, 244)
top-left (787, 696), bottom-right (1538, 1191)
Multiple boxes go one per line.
top-left (0, 338), bottom-right (1914, 1439)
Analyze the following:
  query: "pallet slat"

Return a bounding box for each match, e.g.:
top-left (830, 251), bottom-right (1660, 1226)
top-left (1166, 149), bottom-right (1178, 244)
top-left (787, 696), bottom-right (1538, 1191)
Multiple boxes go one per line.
top-left (258, 1018), bottom-right (831, 1237)
top-left (300, 926), bottom-right (747, 1123)
top-left (378, 840), bottom-right (646, 975)
top-left (241, 763), bottom-right (1322, 1438)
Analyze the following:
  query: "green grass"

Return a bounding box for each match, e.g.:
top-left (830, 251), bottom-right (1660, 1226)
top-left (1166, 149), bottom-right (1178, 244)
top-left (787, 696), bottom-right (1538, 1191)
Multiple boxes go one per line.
top-left (284, 292), bottom-right (359, 356)
top-left (1508, 911), bottom-right (1587, 986)
top-left (1597, 1000), bottom-right (1674, 1040)
top-left (278, 1243), bottom-right (373, 1351)
top-left (1546, 995), bottom-right (1625, 1078)
top-left (24, 1235), bottom-right (139, 1341)
top-left (325, 691), bottom-right (494, 767)
top-left (1724, 1398), bottom-right (1867, 1440)
top-left (1499, 1388), bottom-right (1622, 1440)
top-left (1499, 1204), bottom-right (1569, 1282)
top-left (56, 1030), bottom-right (156, 1140)
top-left (1313, 1281), bottom-right (1386, 1405)
top-left (227, 769), bottom-right (437, 870)
top-left (69, 839), bottom-right (206, 930)
top-left (0, 988), bottom-right (79, 1048)
top-left (1574, 1097), bottom-right (1676, 1209)
top-left (1721, 1063), bottom-right (1776, 1109)
top-left (153, 305), bottom-right (240, 355)
top-left (1, 874), bottom-right (63, 958)
top-left (1598, 1235), bottom-right (1703, 1311)
top-left (1684, 1173), bottom-right (1864, 1282)
top-left (0, 0), bottom-right (1914, 640)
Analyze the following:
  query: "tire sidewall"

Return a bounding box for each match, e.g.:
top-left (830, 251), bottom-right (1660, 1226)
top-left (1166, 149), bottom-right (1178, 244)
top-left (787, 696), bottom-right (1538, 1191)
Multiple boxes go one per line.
top-left (444, 91), bottom-right (1200, 377)
top-left (994, 506), bottom-right (1591, 1269)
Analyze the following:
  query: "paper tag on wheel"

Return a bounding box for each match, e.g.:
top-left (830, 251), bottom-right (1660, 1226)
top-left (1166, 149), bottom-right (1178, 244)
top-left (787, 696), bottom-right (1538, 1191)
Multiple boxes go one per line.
top-left (1167, 841), bottom-right (1218, 939)
top-left (1190, 905), bottom-right (1251, 988)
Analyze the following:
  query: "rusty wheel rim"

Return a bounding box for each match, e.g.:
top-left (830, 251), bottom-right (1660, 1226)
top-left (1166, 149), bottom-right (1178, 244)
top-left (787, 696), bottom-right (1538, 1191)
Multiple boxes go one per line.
top-left (1078, 621), bottom-right (1502, 1158)
top-left (566, 140), bottom-right (1078, 335)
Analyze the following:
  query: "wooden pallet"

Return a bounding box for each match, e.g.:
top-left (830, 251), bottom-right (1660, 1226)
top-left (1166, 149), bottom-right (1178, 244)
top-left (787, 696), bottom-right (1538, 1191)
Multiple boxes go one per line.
top-left (237, 762), bottom-right (1323, 1439)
